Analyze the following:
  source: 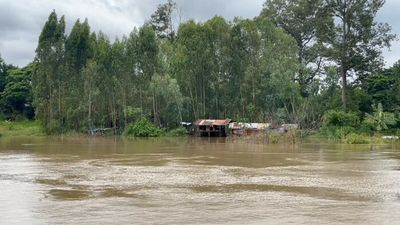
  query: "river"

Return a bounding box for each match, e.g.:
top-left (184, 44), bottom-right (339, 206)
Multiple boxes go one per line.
top-left (1, 137), bottom-right (400, 224)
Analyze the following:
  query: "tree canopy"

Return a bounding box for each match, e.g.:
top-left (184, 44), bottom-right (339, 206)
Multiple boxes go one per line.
top-left (0, 0), bottom-right (397, 135)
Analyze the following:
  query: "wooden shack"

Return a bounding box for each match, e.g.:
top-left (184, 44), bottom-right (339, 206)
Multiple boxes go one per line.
top-left (193, 119), bottom-right (231, 137)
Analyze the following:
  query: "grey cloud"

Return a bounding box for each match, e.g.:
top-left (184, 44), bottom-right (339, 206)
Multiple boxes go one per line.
top-left (383, 40), bottom-right (400, 66)
top-left (175, 0), bottom-right (264, 21)
top-left (377, 1), bottom-right (400, 66)
top-left (0, 38), bottom-right (36, 66)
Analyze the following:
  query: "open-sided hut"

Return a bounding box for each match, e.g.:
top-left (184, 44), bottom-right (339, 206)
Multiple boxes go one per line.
top-left (193, 119), bottom-right (231, 137)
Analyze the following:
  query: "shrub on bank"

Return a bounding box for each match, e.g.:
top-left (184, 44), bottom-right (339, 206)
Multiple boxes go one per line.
top-left (319, 106), bottom-right (400, 144)
top-left (166, 127), bottom-right (187, 137)
top-left (320, 110), bottom-right (362, 141)
top-left (323, 110), bottom-right (360, 127)
top-left (344, 133), bottom-right (370, 144)
top-left (123, 117), bottom-right (164, 137)
top-left (362, 103), bottom-right (397, 132)
top-left (320, 125), bottom-right (355, 140)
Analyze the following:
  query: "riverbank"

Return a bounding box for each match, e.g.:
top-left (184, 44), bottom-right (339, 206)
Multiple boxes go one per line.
top-left (1, 120), bottom-right (399, 145)
top-left (0, 120), bottom-right (187, 139)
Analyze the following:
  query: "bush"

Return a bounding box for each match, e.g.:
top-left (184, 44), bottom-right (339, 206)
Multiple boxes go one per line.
top-left (362, 103), bottom-right (397, 132)
top-left (323, 110), bottom-right (360, 127)
top-left (344, 133), bottom-right (370, 144)
top-left (123, 117), bottom-right (164, 137)
top-left (166, 127), bottom-right (187, 137)
top-left (320, 125), bottom-right (355, 140)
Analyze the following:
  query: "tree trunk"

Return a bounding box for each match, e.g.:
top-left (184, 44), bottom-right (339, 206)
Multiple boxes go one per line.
top-left (341, 63), bottom-right (347, 111)
top-left (174, 95), bottom-right (183, 123)
top-left (189, 88), bottom-right (197, 119)
top-left (58, 83), bottom-right (62, 132)
top-left (202, 82), bottom-right (206, 119)
top-left (341, 2), bottom-right (348, 112)
top-left (139, 87), bottom-right (143, 117)
top-left (152, 91), bottom-right (156, 124)
top-left (123, 91), bottom-right (127, 127)
top-left (88, 90), bottom-right (91, 129)
top-left (49, 85), bottom-right (53, 129)
top-left (252, 80), bottom-right (255, 107)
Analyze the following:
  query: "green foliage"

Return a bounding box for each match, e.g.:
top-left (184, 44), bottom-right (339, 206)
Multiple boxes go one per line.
top-left (0, 120), bottom-right (43, 137)
top-left (321, 110), bottom-right (360, 140)
top-left (1, 64), bottom-right (35, 119)
top-left (149, 74), bottom-right (184, 126)
top-left (363, 103), bottom-right (397, 132)
top-left (323, 110), bottom-right (360, 127)
top-left (320, 125), bottom-right (355, 140)
top-left (261, 0), bottom-right (329, 97)
top-left (33, 11), bottom-right (66, 132)
top-left (125, 107), bottom-right (142, 123)
top-left (123, 117), bottom-right (163, 137)
top-left (320, 105), bottom-right (397, 143)
top-left (12, 1), bottom-right (398, 136)
top-left (324, 0), bottom-right (395, 110)
top-left (344, 133), bottom-right (370, 144)
top-left (365, 63), bottom-right (400, 112)
top-left (173, 16), bottom-right (299, 122)
top-left (166, 127), bottom-right (187, 137)
top-left (0, 55), bottom-right (12, 93)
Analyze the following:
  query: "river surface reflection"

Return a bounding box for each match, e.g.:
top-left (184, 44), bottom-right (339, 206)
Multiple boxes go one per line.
top-left (1, 137), bottom-right (400, 224)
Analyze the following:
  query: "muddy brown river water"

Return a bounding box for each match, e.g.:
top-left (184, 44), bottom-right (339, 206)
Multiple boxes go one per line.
top-left (1, 137), bottom-right (400, 224)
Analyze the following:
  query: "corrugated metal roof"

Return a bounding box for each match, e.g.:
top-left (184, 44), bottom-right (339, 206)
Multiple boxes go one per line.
top-left (194, 119), bottom-right (231, 126)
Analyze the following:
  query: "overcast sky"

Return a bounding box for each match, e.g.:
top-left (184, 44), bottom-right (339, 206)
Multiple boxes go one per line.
top-left (0, 0), bottom-right (398, 67)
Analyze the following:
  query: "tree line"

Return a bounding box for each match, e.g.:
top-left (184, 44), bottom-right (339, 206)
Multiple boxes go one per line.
top-left (1, 0), bottom-right (399, 135)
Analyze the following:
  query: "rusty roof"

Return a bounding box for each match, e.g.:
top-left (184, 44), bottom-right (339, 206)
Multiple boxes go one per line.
top-left (194, 119), bottom-right (231, 126)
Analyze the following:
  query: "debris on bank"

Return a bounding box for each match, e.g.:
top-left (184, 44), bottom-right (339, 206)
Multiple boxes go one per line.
top-left (88, 128), bottom-right (113, 136)
top-left (382, 136), bottom-right (399, 140)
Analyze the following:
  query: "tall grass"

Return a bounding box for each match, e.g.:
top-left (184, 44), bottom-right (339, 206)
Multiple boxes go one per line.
top-left (0, 120), bottom-right (44, 137)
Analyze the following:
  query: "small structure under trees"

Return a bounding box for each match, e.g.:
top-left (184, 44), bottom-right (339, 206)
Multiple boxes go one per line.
top-left (193, 119), bottom-right (231, 137)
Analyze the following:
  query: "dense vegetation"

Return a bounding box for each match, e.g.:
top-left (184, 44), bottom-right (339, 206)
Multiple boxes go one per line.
top-left (1, 0), bottom-right (399, 139)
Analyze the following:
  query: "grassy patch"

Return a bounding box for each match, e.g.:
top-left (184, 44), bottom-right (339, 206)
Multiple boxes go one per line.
top-left (165, 127), bottom-right (187, 137)
top-left (343, 133), bottom-right (370, 144)
top-left (0, 120), bottom-right (44, 137)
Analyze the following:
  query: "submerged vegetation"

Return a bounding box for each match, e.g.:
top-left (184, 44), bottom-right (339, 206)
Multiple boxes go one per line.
top-left (0, 0), bottom-right (399, 143)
